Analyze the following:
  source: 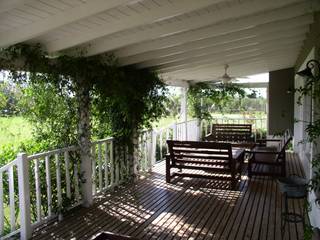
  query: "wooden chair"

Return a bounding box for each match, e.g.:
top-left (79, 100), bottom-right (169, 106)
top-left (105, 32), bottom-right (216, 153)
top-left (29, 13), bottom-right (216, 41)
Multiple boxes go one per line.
top-left (166, 140), bottom-right (245, 189)
top-left (247, 130), bottom-right (292, 177)
top-left (204, 124), bottom-right (254, 143)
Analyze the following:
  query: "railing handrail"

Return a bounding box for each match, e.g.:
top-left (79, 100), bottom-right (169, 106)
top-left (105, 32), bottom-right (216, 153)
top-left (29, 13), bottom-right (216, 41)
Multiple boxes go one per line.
top-left (0, 159), bottom-right (17, 173)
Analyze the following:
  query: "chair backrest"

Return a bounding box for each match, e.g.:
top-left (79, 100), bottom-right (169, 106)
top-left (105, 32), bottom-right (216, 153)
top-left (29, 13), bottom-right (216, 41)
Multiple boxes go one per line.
top-left (279, 129), bottom-right (292, 152)
top-left (205, 124), bottom-right (253, 142)
top-left (167, 140), bottom-right (233, 167)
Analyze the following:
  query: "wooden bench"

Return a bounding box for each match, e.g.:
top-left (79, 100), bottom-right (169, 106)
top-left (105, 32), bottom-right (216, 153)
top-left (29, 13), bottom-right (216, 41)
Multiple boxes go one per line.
top-left (247, 129), bottom-right (292, 177)
top-left (204, 124), bottom-right (254, 143)
top-left (166, 140), bottom-right (245, 188)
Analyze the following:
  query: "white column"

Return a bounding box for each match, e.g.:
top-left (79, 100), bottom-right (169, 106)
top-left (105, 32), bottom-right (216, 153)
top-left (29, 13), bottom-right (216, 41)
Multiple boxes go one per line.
top-left (17, 153), bottom-right (32, 239)
top-left (180, 87), bottom-right (188, 140)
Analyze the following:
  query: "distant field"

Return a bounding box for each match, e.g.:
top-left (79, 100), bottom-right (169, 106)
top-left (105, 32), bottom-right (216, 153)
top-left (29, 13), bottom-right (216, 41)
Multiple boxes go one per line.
top-left (153, 112), bottom-right (267, 129)
top-left (0, 116), bottom-right (33, 146)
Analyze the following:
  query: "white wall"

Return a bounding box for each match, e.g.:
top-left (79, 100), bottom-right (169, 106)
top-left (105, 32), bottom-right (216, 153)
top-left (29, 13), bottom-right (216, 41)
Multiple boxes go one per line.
top-left (294, 48), bottom-right (315, 179)
top-left (294, 47), bottom-right (320, 228)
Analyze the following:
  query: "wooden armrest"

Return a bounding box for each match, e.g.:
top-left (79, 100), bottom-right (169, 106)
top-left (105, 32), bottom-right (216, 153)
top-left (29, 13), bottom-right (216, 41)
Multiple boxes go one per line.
top-left (256, 139), bottom-right (281, 143)
top-left (245, 150), bottom-right (281, 155)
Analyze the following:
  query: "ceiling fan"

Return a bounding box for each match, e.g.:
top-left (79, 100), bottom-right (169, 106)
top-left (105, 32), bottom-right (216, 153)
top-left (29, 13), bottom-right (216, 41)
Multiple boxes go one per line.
top-left (213, 64), bottom-right (247, 84)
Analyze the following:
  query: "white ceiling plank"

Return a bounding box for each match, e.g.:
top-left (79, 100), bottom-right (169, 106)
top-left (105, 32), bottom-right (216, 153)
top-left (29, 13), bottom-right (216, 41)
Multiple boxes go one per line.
top-left (115, 11), bottom-right (313, 59)
top-left (147, 42), bottom-right (302, 71)
top-left (0, 0), bottom-right (133, 48)
top-left (163, 54), bottom-right (297, 81)
top-left (83, 0), bottom-right (316, 56)
top-left (157, 45), bottom-right (300, 74)
top-left (0, 0), bottom-right (32, 14)
top-left (137, 35), bottom-right (305, 68)
top-left (45, 0), bottom-right (226, 52)
top-left (118, 23), bottom-right (309, 66)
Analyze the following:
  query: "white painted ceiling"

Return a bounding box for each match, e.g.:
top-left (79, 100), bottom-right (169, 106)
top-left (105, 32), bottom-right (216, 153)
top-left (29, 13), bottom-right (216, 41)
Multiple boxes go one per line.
top-left (0, 0), bottom-right (319, 86)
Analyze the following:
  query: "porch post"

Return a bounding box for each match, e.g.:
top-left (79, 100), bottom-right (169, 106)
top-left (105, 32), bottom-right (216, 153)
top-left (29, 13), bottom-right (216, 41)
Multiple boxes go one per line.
top-left (180, 87), bottom-right (188, 140)
top-left (76, 76), bottom-right (93, 207)
top-left (17, 153), bottom-right (32, 240)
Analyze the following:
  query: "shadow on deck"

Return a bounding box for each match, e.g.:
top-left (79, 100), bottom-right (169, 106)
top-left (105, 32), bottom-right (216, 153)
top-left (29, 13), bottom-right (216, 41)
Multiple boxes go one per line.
top-left (32, 153), bottom-right (306, 240)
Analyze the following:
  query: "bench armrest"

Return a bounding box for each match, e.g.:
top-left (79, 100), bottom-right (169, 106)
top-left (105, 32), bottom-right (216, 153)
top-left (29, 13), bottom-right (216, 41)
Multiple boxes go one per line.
top-left (245, 150), bottom-right (281, 155)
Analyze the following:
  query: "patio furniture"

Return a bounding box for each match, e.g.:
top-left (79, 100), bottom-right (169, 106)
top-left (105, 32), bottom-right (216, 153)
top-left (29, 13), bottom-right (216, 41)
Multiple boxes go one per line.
top-left (246, 130), bottom-right (292, 177)
top-left (166, 140), bottom-right (245, 189)
top-left (204, 124), bottom-right (254, 143)
top-left (277, 175), bottom-right (308, 238)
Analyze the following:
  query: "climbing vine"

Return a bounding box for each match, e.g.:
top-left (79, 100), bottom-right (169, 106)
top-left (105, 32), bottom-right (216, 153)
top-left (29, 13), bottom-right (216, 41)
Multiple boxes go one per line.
top-left (188, 82), bottom-right (245, 121)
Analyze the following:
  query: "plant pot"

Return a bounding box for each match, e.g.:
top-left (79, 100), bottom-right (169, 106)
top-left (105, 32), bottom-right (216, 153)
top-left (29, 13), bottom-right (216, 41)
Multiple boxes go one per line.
top-left (277, 176), bottom-right (308, 198)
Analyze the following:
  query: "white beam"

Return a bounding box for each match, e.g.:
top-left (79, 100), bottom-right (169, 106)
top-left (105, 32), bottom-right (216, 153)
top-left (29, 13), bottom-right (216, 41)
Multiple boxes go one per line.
top-left (164, 54), bottom-right (298, 79)
top-left (151, 42), bottom-right (301, 71)
top-left (0, 0), bottom-right (132, 48)
top-left (81, 0), bottom-right (312, 56)
top-left (157, 46), bottom-right (300, 74)
top-left (0, 0), bottom-right (31, 14)
top-left (165, 57), bottom-right (297, 83)
top-left (116, 14), bottom-right (313, 60)
top-left (45, 0), bottom-right (226, 52)
top-left (136, 35), bottom-right (305, 68)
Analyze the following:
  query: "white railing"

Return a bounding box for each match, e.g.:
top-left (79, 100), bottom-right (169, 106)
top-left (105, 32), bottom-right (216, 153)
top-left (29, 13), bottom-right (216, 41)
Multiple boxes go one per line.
top-left (201, 117), bottom-right (267, 140)
top-left (1, 117), bottom-right (269, 239)
top-left (138, 119), bottom-right (200, 165)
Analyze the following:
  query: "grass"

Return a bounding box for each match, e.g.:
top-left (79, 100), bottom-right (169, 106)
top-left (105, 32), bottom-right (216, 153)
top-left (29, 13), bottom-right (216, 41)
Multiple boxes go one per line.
top-left (153, 112), bottom-right (267, 129)
top-left (0, 116), bottom-right (33, 147)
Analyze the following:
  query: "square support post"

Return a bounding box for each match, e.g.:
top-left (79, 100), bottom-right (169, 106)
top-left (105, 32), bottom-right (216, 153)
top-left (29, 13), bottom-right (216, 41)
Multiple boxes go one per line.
top-left (180, 87), bottom-right (188, 140)
top-left (17, 153), bottom-right (32, 240)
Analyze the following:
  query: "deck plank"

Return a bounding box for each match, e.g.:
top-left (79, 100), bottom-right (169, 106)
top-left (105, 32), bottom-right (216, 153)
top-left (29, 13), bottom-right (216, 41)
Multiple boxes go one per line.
top-left (32, 152), bottom-right (306, 240)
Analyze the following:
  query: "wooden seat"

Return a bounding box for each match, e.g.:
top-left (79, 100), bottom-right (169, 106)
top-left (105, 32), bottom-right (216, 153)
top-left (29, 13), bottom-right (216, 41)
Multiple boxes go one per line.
top-left (204, 124), bottom-right (254, 143)
top-left (247, 130), bottom-right (292, 177)
top-left (166, 140), bottom-right (245, 189)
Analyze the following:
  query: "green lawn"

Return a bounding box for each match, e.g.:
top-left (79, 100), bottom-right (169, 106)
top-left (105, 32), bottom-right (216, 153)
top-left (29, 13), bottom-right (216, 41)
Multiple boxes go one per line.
top-left (0, 116), bottom-right (33, 146)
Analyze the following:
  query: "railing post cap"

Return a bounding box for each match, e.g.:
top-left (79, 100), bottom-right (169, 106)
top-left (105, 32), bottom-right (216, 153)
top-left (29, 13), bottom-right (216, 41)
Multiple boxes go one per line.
top-left (17, 152), bottom-right (27, 158)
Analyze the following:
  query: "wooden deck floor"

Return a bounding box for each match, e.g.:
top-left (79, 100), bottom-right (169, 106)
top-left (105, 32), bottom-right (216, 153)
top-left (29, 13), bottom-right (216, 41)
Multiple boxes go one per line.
top-left (32, 153), bottom-right (306, 240)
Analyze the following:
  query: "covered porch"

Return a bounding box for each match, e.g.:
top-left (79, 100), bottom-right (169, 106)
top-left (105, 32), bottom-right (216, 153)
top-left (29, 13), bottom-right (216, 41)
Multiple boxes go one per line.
top-left (32, 153), bottom-right (305, 240)
top-left (0, 0), bottom-right (320, 239)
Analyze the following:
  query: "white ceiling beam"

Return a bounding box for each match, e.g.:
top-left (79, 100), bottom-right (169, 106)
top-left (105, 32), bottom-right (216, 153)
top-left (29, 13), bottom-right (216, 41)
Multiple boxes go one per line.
top-left (80, 0), bottom-right (312, 56)
top-left (160, 53), bottom-right (298, 76)
top-left (157, 45), bottom-right (300, 74)
top-left (0, 0), bottom-right (133, 48)
top-left (119, 27), bottom-right (308, 66)
top-left (138, 35), bottom-right (304, 68)
top-left (149, 42), bottom-right (301, 71)
top-left (0, 0), bottom-right (31, 14)
top-left (164, 55), bottom-right (297, 82)
top-left (116, 14), bottom-right (313, 60)
top-left (45, 0), bottom-right (226, 52)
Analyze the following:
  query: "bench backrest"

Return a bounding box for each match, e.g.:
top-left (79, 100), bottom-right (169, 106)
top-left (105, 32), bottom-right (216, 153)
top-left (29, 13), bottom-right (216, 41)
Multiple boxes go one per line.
top-left (205, 124), bottom-right (253, 142)
top-left (167, 140), bottom-right (233, 167)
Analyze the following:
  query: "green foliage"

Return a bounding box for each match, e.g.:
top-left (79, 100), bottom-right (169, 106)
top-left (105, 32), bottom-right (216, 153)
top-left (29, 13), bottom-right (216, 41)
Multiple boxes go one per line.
top-left (188, 82), bottom-right (245, 120)
top-left (19, 79), bottom-right (78, 147)
top-left (0, 78), bottom-right (23, 116)
top-left (0, 116), bottom-right (32, 146)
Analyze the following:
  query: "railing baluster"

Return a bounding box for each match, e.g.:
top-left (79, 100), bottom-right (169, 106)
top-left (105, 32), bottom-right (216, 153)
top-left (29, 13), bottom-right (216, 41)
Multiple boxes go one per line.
top-left (159, 131), bottom-right (163, 161)
top-left (110, 141), bottom-right (114, 187)
top-left (0, 172), bottom-right (3, 235)
top-left (8, 167), bottom-right (15, 231)
top-left (55, 154), bottom-right (62, 208)
top-left (34, 159), bottom-right (42, 222)
top-left (104, 142), bottom-right (109, 188)
top-left (98, 143), bottom-right (102, 191)
top-left (64, 151), bottom-right (71, 199)
top-left (144, 134), bottom-right (148, 170)
top-left (45, 155), bottom-right (52, 216)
